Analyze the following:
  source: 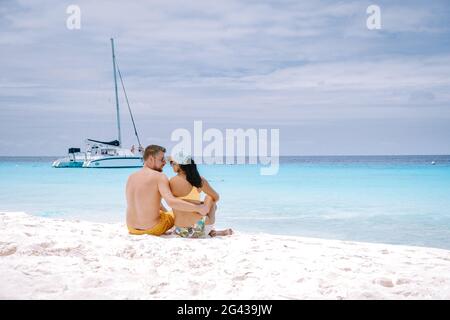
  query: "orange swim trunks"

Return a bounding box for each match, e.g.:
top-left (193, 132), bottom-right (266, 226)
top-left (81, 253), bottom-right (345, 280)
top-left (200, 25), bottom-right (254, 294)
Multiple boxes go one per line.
top-left (127, 210), bottom-right (175, 236)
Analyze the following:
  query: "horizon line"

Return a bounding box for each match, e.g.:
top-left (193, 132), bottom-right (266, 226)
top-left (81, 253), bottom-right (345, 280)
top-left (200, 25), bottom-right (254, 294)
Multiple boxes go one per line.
top-left (1, 154), bottom-right (449, 158)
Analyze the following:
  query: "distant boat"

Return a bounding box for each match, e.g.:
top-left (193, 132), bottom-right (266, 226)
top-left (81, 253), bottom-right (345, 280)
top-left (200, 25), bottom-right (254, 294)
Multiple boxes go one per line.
top-left (431, 161), bottom-right (436, 165)
top-left (53, 39), bottom-right (143, 168)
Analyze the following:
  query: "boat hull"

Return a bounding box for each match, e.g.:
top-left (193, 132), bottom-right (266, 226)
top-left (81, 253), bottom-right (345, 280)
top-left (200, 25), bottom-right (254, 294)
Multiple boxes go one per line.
top-left (82, 156), bottom-right (143, 168)
top-left (52, 160), bottom-right (84, 168)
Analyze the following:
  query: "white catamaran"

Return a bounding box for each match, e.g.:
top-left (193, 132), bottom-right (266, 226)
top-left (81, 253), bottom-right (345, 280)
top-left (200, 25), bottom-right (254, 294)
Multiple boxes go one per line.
top-left (52, 39), bottom-right (144, 168)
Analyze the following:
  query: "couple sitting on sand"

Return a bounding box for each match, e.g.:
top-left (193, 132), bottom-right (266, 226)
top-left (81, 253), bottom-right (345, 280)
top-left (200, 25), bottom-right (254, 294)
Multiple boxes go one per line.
top-left (126, 145), bottom-right (233, 238)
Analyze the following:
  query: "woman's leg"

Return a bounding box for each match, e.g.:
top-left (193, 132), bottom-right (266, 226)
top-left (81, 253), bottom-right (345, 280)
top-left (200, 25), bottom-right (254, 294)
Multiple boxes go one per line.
top-left (203, 196), bottom-right (233, 236)
top-left (209, 229), bottom-right (233, 237)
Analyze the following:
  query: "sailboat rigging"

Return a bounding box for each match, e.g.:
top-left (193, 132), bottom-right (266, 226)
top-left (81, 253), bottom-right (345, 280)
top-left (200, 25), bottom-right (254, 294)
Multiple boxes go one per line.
top-left (52, 38), bottom-right (144, 168)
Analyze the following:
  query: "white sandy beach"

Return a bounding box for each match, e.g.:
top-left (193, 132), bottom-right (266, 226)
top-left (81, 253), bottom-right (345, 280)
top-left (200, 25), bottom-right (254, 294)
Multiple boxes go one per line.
top-left (1, 211), bottom-right (450, 300)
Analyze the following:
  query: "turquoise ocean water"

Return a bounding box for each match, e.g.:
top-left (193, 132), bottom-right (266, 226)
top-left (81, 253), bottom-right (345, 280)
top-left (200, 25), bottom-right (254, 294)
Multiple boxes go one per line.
top-left (1, 155), bottom-right (450, 250)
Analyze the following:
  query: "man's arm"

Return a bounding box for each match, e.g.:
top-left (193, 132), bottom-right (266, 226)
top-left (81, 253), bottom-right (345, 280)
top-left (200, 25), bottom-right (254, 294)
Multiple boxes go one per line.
top-left (157, 174), bottom-right (209, 215)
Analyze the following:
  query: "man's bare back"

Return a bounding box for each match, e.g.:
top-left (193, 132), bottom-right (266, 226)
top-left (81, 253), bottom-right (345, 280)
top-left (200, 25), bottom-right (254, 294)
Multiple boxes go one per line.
top-left (126, 168), bottom-right (163, 230)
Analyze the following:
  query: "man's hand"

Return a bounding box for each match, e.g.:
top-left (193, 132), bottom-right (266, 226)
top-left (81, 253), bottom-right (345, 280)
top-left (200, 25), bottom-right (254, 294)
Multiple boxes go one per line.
top-left (198, 203), bottom-right (209, 216)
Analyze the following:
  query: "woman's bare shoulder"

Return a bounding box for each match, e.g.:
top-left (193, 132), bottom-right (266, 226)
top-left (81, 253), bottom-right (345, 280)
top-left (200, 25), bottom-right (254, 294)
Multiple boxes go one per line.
top-left (170, 175), bottom-right (189, 188)
top-left (169, 175), bottom-right (180, 184)
top-left (171, 175), bottom-right (187, 181)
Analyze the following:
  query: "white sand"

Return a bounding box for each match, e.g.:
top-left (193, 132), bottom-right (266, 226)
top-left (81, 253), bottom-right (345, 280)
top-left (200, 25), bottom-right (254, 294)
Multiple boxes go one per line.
top-left (1, 211), bottom-right (450, 300)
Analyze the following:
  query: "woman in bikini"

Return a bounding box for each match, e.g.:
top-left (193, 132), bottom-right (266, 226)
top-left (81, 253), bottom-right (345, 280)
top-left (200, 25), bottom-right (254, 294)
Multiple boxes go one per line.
top-left (168, 153), bottom-right (233, 238)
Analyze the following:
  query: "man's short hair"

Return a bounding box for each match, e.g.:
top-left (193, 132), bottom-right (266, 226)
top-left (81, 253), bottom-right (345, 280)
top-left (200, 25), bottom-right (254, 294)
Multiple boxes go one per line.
top-left (143, 145), bottom-right (166, 160)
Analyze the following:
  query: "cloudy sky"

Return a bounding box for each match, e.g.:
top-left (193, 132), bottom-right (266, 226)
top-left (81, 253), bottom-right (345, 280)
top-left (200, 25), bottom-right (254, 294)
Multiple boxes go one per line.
top-left (1, 0), bottom-right (450, 156)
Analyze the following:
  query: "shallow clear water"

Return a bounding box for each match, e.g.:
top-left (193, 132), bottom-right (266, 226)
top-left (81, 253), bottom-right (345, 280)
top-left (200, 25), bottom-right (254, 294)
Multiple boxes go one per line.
top-left (1, 155), bottom-right (450, 250)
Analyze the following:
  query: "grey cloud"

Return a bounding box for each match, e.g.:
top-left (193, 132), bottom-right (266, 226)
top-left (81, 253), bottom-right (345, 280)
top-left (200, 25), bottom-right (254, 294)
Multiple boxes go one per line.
top-left (1, 0), bottom-right (450, 156)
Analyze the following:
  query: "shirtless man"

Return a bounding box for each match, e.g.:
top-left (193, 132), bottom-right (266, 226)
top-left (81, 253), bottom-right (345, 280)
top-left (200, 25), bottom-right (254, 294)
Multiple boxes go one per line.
top-left (126, 145), bottom-right (209, 236)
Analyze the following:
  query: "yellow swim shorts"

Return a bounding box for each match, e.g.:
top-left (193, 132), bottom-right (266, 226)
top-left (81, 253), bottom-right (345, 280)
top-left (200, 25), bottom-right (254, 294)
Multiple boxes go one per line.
top-left (127, 210), bottom-right (175, 236)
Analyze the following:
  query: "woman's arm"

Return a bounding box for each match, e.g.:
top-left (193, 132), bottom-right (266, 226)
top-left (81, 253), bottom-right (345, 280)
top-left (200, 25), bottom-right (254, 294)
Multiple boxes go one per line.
top-left (201, 177), bottom-right (220, 202)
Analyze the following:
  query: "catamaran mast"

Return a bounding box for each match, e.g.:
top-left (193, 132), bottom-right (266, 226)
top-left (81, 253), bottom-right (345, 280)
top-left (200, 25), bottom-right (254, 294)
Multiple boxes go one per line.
top-left (111, 38), bottom-right (122, 147)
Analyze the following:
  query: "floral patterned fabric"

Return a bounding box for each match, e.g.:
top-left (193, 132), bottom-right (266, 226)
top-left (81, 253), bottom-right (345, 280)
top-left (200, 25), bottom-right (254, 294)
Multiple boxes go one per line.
top-left (174, 217), bottom-right (207, 238)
